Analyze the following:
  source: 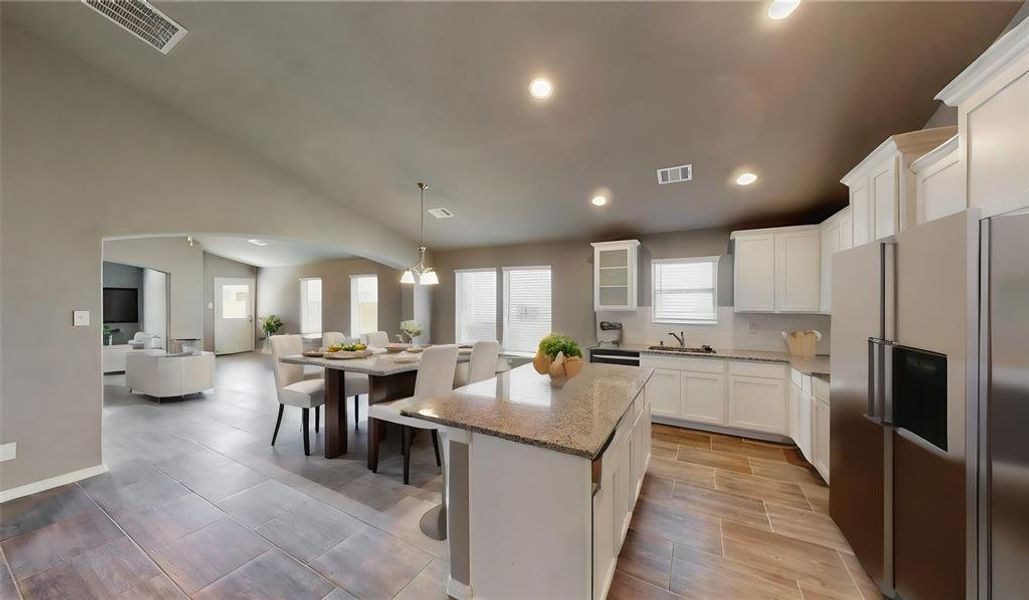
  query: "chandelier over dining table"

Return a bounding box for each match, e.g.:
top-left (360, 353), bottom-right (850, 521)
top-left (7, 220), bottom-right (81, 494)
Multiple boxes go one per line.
top-left (401, 182), bottom-right (439, 286)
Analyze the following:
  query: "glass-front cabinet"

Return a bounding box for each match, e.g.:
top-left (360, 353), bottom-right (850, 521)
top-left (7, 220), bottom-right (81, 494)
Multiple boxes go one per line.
top-left (591, 240), bottom-right (640, 311)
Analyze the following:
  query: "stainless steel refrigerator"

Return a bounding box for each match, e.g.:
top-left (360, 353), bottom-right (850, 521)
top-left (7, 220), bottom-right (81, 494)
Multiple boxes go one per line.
top-left (979, 208), bottom-right (1029, 600)
top-left (831, 211), bottom-right (976, 600)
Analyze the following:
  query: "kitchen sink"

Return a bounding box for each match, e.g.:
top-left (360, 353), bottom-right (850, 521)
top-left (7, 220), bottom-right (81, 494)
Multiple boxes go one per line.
top-left (647, 345), bottom-right (716, 354)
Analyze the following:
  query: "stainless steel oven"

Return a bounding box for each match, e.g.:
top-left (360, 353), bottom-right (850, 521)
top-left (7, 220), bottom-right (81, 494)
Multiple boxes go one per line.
top-left (588, 347), bottom-right (641, 367)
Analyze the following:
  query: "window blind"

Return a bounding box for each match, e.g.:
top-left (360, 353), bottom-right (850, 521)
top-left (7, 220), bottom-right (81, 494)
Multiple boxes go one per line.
top-left (652, 257), bottom-right (718, 323)
top-left (503, 266), bottom-right (552, 353)
top-left (300, 278), bottom-right (323, 334)
top-left (455, 269), bottom-right (497, 344)
top-left (350, 274), bottom-right (378, 337)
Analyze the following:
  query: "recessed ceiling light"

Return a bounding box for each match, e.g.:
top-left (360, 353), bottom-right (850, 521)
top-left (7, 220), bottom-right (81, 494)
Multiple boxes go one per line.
top-left (591, 195), bottom-right (608, 207)
top-left (767, 0), bottom-right (801, 20)
top-left (247, 239), bottom-right (268, 246)
top-left (529, 77), bottom-right (554, 100)
top-left (736, 173), bottom-right (758, 186)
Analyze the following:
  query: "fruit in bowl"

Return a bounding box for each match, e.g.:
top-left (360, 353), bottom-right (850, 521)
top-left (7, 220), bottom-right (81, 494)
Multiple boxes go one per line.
top-left (326, 342), bottom-right (367, 353)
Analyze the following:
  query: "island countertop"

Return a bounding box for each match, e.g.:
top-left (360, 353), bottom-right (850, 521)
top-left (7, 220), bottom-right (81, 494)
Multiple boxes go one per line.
top-left (400, 363), bottom-right (654, 459)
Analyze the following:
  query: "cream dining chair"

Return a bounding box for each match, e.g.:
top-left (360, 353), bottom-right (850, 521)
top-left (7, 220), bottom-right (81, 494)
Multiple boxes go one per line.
top-left (454, 340), bottom-right (502, 387)
top-left (368, 344), bottom-right (458, 484)
top-left (362, 330), bottom-right (391, 349)
top-left (268, 334), bottom-right (324, 456)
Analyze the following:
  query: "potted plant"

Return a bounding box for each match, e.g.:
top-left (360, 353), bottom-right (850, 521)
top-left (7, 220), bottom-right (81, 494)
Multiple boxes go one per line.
top-left (102, 325), bottom-right (119, 346)
top-left (261, 315), bottom-right (284, 338)
top-left (533, 333), bottom-right (585, 383)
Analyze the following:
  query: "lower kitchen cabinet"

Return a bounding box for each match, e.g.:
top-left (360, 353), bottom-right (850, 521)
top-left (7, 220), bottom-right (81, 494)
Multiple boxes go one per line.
top-left (682, 372), bottom-right (725, 425)
top-left (789, 383), bottom-right (813, 461)
top-left (813, 395), bottom-right (830, 483)
top-left (727, 375), bottom-right (788, 435)
top-left (648, 368), bottom-right (681, 418)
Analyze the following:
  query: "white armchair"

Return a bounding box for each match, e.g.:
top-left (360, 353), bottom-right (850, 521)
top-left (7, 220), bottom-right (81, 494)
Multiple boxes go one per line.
top-left (128, 332), bottom-right (152, 350)
top-left (125, 350), bottom-right (214, 401)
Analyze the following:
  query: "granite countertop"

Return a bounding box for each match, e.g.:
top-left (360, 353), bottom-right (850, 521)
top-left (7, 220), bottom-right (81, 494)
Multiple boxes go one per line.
top-left (591, 344), bottom-right (830, 378)
top-left (400, 363), bottom-right (654, 459)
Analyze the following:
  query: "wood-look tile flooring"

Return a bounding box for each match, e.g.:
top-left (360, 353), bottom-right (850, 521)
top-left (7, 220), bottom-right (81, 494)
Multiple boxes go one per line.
top-left (1, 353), bottom-right (880, 599)
top-left (608, 424), bottom-right (882, 600)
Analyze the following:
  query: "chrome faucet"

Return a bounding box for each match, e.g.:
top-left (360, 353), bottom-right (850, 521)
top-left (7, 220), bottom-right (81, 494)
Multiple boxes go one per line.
top-left (668, 331), bottom-right (686, 348)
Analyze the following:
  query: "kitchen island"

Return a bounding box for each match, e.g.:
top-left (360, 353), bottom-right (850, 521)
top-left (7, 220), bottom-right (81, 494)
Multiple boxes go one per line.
top-left (402, 362), bottom-right (653, 600)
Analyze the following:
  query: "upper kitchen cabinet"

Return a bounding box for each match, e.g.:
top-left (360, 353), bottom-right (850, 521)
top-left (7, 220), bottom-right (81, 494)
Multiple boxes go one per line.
top-left (819, 206), bottom-right (852, 314)
top-left (911, 134), bottom-right (965, 225)
top-left (841, 126), bottom-right (957, 245)
top-left (592, 240), bottom-right (640, 311)
top-left (731, 225), bottom-right (820, 313)
top-left (936, 17), bottom-right (1029, 214)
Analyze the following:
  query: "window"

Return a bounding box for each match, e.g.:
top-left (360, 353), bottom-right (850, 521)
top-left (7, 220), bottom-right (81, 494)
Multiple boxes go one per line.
top-left (221, 285), bottom-right (249, 319)
top-left (455, 269), bottom-right (497, 344)
top-left (652, 257), bottom-right (719, 324)
top-left (300, 278), bottom-right (322, 334)
top-left (503, 266), bottom-right (552, 354)
top-left (350, 274), bottom-right (378, 337)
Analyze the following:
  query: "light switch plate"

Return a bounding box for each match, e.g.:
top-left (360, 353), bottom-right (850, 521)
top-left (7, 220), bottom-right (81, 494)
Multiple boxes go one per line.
top-left (73, 310), bottom-right (90, 327)
top-left (208, 302), bottom-right (214, 309)
top-left (0, 443), bottom-right (15, 462)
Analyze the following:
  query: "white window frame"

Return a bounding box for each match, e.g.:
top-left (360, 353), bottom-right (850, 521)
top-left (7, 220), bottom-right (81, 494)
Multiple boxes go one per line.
top-left (455, 268), bottom-right (498, 344)
top-left (349, 274), bottom-right (378, 338)
top-left (502, 265), bottom-right (553, 355)
top-left (651, 256), bottom-right (719, 325)
top-left (299, 277), bottom-right (323, 334)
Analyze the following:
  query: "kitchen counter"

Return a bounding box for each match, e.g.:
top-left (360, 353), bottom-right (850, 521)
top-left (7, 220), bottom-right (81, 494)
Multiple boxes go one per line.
top-left (401, 362), bottom-right (653, 459)
top-left (592, 343), bottom-right (831, 378)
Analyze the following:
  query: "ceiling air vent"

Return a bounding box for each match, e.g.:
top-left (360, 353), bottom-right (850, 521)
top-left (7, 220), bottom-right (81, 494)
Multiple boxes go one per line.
top-left (656, 164), bottom-right (693, 185)
top-left (428, 208), bottom-right (455, 219)
top-left (82, 0), bottom-right (188, 54)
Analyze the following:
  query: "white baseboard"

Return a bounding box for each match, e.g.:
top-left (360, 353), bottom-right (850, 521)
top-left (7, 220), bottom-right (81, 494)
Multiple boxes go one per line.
top-left (447, 576), bottom-right (472, 600)
top-left (0, 463), bottom-right (108, 503)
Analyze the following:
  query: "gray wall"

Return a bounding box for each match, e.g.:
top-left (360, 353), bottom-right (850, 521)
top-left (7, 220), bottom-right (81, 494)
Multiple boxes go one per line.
top-left (203, 253), bottom-right (258, 351)
top-left (0, 25), bottom-right (417, 493)
top-left (101, 262), bottom-right (144, 344)
top-left (257, 259), bottom-right (407, 341)
top-left (430, 229), bottom-right (734, 346)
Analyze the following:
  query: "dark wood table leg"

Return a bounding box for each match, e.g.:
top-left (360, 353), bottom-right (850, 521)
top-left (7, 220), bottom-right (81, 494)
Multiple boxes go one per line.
top-left (366, 371), bottom-right (418, 470)
top-left (324, 368), bottom-right (348, 458)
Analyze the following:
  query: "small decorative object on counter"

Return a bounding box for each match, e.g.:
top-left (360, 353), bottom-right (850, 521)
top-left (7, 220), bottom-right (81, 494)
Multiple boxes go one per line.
top-left (401, 319), bottom-right (424, 343)
top-left (533, 333), bottom-right (585, 383)
top-left (782, 330), bottom-right (822, 359)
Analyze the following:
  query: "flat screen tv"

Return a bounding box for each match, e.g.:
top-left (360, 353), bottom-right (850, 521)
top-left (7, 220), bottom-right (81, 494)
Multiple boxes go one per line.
top-left (103, 287), bottom-right (139, 323)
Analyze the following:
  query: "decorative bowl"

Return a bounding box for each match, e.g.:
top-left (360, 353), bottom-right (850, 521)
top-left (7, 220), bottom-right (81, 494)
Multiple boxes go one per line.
top-left (323, 350), bottom-right (373, 360)
top-left (385, 343), bottom-right (410, 353)
top-left (302, 350), bottom-right (325, 358)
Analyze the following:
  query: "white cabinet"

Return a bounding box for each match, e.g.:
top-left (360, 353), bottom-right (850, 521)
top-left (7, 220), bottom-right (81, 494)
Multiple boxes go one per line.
top-left (813, 398), bottom-right (830, 483)
top-left (732, 233), bottom-right (776, 312)
top-left (727, 374), bottom-right (788, 435)
top-left (788, 370), bottom-right (814, 462)
top-left (911, 134), bottom-right (964, 224)
top-left (841, 127), bottom-right (957, 246)
top-left (682, 372), bottom-right (725, 425)
top-left (818, 207), bottom-right (851, 314)
top-left (647, 368), bottom-right (682, 418)
top-left (732, 226), bottom-right (820, 313)
top-left (591, 240), bottom-right (640, 311)
top-left (936, 20), bottom-right (1029, 213)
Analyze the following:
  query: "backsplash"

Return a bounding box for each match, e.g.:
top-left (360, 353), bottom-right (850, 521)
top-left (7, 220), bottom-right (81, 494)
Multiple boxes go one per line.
top-left (597, 307), bottom-right (831, 355)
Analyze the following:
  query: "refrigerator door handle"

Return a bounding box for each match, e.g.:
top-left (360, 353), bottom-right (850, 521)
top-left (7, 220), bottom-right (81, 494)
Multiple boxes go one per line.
top-left (882, 342), bottom-right (894, 426)
top-left (867, 338), bottom-right (878, 419)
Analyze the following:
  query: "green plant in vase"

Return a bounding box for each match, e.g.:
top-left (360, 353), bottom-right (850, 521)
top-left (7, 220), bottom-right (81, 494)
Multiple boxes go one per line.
top-left (401, 319), bottom-right (423, 344)
top-left (261, 315), bottom-right (284, 337)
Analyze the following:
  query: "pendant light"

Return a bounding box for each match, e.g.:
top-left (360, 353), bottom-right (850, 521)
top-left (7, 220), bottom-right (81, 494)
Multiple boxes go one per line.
top-left (401, 182), bottom-right (439, 286)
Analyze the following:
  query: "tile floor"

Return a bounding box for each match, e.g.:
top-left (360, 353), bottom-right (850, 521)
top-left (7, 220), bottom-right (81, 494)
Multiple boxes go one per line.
top-left (0, 353), bottom-right (879, 599)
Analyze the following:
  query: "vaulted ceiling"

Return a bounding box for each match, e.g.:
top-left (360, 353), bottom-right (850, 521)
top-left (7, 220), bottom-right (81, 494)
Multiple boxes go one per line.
top-left (3, 1), bottom-right (1019, 248)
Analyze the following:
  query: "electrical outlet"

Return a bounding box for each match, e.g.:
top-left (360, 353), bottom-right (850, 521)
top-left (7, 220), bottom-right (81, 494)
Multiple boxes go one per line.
top-left (747, 321), bottom-right (758, 334)
top-left (0, 442), bottom-right (16, 462)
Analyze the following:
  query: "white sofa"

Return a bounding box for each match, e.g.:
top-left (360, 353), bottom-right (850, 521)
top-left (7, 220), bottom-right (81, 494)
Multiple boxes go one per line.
top-left (126, 350), bottom-right (215, 400)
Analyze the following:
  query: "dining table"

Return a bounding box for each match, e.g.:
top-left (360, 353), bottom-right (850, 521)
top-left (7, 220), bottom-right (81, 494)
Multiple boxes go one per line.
top-left (278, 350), bottom-right (474, 460)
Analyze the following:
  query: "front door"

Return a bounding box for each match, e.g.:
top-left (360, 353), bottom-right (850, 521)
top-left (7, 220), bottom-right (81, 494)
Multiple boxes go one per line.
top-left (214, 277), bottom-right (254, 355)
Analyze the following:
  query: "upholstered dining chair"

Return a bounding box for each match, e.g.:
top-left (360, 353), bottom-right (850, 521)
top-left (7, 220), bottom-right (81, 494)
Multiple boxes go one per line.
top-left (322, 331), bottom-right (370, 431)
top-left (453, 340), bottom-right (502, 387)
top-left (269, 335), bottom-right (323, 456)
top-left (362, 330), bottom-right (390, 349)
top-left (368, 344), bottom-right (458, 484)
